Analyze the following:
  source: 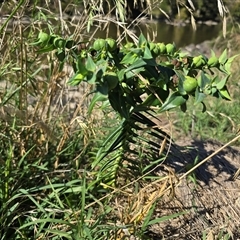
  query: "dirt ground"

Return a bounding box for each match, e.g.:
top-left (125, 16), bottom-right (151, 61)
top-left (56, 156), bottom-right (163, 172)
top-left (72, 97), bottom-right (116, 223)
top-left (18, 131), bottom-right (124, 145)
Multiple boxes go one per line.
top-left (149, 137), bottom-right (240, 239)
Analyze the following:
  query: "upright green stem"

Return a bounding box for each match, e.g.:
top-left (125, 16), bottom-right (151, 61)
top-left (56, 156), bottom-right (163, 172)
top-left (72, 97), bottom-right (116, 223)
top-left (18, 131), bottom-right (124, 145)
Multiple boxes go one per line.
top-left (0, 0), bottom-right (26, 34)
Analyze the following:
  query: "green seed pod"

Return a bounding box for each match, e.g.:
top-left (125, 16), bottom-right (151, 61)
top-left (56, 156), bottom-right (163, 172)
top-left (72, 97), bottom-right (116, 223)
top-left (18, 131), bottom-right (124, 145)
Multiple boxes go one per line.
top-left (93, 38), bottom-right (106, 51)
top-left (149, 42), bottom-right (159, 57)
top-left (55, 49), bottom-right (65, 61)
top-left (149, 42), bottom-right (156, 51)
top-left (53, 37), bottom-right (65, 48)
top-left (183, 76), bottom-right (198, 93)
top-left (65, 40), bottom-right (75, 49)
top-left (104, 72), bottom-right (119, 90)
top-left (106, 38), bottom-right (117, 52)
top-left (157, 43), bottom-right (166, 54)
top-left (166, 43), bottom-right (176, 55)
top-left (80, 49), bottom-right (88, 58)
top-left (207, 56), bottom-right (219, 68)
top-left (38, 31), bottom-right (50, 47)
top-left (192, 55), bottom-right (204, 68)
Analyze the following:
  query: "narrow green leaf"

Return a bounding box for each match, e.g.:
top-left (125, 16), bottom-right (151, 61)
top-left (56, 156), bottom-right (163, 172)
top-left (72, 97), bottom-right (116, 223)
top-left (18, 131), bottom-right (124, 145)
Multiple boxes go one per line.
top-left (94, 122), bottom-right (123, 161)
top-left (125, 67), bottom-right (145, 79)
top-left (147, 211), bottom-right (187, 225)
top-left (36, 44), bottom-right (55, 53)
top-left (142, 201), bottom-right (157, 231)
top-left (43, 229), bottom-right (72, 239)
top-left (19, 189), bottom-right (45, 212)
top-left (116, 0), bottom-right (126, 22)
top-left (19, 219), bottom-right (75, 230)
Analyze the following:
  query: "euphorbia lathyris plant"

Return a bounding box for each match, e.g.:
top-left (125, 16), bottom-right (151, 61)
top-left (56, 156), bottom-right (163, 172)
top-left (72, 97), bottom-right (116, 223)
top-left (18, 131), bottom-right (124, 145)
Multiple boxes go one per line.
top-left (32, 32), bottom-right (236, 184)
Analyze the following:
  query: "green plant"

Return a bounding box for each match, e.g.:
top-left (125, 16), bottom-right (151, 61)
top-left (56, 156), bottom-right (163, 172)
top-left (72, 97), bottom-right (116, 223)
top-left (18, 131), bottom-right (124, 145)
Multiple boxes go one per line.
top-left (32, 31), bottom-right (237, 187)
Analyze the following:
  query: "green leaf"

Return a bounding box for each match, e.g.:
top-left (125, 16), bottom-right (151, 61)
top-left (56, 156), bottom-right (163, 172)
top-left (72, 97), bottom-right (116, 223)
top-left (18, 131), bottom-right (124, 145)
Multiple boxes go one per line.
top-left (77, 59), bottom-right (88, 75)
top-left (55, 49), bottom-right (65, 61)
top-left (96, 81), bottom-right (109, 95)
top-left (218, 64), bottom-right (229, 74)
top-left (219, 86), bottom-right (231, 100)
top-left (210, 49), bottom-right (216, 58)
top-left (108, 91), bottom-right (127, 115)
top-left (88, 91), bottom-right (108, 114)
top-left (211, 86), bottom-right (217, 95)
top-left (198, 72), bottom-right (210, 89)
top-left (86, 55), bottom-right (96, 72)
top-left (159, 92), bottom-right (188, 113)
top-left (118, 69), bottom-right (125, 81)
top-left (87, 67), bottom-right (104, 84)
top-left (120, 52), bottom-right (138, 65)
top-left (219, 49), bottom-right (228, 64)
top-left (86, 71), bottom-right (96, 84)
top-left (116, 0), bottom-right (126, 22)
top-left (174, 70), bottom-right (186, 95)
top-left (19, 189), bottom-right (45, 212)
top-left (225, 54), bottom-right (239, 74)
top-left (125, 67), bottom-right (145, 79)
top-left (194, 89), bottom-right (206, 104)
top-left (147, 211), bottom-right (187, 225)
top-left (141, 93), bottom-right (161, 107)
top-left (36, 44), bottom-right (55, 53)
top-left (138, 33), bottom-right (147, 48)
top-left (19, 219), bottom-right (75, 230)
top-left (125, 59), bottom-right (146, 72)
top-left (68, 72), bottom-right (85, 86)
top-left (143, 45), bottom-right (153, 59)
top-left (141, 201), bottom-right (157, 231)
top-left (214, 75), bottom-right (229, 90)
top-left (92, 122), bottom-right (123, 167)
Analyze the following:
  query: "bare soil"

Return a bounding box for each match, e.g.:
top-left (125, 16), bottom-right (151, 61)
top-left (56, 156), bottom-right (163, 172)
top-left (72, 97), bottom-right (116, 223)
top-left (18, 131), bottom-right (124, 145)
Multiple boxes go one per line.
top-left (149, 137), bottom-right (240, 239)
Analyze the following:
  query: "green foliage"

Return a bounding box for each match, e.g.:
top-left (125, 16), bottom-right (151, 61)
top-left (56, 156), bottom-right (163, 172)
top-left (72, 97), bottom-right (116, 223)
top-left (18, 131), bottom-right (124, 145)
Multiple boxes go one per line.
top-left (32, 31), bottom-right (236, 186)
top-left (32, 32), bottom-right (235, 114)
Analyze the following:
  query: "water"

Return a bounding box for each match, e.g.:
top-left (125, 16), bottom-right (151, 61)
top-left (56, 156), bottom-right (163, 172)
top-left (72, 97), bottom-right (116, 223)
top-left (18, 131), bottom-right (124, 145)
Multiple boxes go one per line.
top-left (0, 16), bottom-right (221, 49)
top-left (94, 20), bottom-right (221, 48)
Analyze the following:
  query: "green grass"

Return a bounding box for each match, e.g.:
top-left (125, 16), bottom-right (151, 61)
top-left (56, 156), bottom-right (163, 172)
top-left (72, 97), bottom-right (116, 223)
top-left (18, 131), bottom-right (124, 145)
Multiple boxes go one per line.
top-left (175, 94), bottom-right (240, 143)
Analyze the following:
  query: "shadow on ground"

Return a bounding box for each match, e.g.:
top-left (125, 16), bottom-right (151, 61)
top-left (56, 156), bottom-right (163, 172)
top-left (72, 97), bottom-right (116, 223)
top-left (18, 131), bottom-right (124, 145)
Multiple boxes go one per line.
top-left (150, 137), bottom-right (240, 239)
